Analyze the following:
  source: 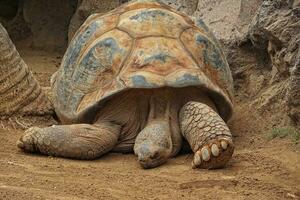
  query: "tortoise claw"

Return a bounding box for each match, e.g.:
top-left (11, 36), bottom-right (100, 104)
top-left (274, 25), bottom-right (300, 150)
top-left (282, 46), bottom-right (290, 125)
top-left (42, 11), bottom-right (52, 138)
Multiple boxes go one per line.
top-left (17, 127), bottom-right (41, 153)
top-left (192, 138), bottom-right (234, 169)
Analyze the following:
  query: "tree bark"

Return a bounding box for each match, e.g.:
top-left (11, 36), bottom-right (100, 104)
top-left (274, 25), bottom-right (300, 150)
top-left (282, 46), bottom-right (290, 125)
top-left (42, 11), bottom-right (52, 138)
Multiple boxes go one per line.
top-left (0, 23), bottom-right (53, 117)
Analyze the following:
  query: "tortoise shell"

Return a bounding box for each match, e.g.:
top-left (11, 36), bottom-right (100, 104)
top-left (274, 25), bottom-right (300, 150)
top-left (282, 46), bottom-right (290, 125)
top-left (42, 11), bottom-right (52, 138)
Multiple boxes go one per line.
top-left (52, 0), bottom-right (234, 124)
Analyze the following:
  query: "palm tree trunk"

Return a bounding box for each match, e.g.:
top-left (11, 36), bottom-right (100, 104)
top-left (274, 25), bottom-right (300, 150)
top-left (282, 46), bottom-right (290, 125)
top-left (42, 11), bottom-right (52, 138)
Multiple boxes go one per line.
top-left (0, 23), bottom-right (53, 117)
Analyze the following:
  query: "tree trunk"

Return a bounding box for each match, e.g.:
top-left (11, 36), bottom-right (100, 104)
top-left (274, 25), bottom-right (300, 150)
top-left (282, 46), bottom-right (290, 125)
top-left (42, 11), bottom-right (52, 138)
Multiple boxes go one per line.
top-left (0, 23), bottom-right (53, 117)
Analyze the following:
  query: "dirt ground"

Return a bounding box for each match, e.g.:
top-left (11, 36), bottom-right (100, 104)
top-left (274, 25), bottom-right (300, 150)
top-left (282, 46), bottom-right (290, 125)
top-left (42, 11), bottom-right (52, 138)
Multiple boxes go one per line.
top-left (0, 43), bottom-right (300, 200)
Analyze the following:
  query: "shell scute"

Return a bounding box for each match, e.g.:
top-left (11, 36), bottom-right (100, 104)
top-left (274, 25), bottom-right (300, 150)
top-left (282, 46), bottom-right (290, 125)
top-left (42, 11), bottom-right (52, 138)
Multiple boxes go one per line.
top-left (68, 90), bottom-right (85, 114)
top-left (72, 30), bottom-right (132, 92)
top-left (55, 28), bottom-right (132, 117)
top-left (120, 37), bottom-right (198, 78)
top-left (69, 30), bottom-right (131, 112)
top-left (60, 13), bottom-right (120, 79)
top-left (62, 20), bottom-right (101, 78)
top-left (118, 8), bottom-right (190, 38)
top-left (180, 28), bottom-right (233, 99)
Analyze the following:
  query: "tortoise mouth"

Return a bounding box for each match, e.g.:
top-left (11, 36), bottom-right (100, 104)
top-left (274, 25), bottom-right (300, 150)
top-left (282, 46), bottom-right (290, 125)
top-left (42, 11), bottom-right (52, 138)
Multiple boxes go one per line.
top-left (138, 155), bottom-right (168, 169)
top-left (135, 139), bottom-right (171, 169)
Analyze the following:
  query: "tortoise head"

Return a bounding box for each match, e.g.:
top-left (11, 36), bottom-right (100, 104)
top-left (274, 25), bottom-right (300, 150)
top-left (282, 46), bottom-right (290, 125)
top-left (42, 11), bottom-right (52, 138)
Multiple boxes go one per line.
top-left (134, 121), bottom-right (172, 169)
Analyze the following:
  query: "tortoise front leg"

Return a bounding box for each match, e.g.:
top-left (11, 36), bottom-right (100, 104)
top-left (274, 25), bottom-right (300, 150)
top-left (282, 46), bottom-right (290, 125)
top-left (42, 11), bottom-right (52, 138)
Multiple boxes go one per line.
top-left (17, 122), bottom-right (120, 160)
top-left (179, 102), bottom-right (234, 169)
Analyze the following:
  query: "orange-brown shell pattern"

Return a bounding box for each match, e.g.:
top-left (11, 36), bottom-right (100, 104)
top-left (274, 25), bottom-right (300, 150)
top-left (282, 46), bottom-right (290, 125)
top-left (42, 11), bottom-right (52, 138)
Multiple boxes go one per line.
top-left (52, 0), bottom-right (234, 123)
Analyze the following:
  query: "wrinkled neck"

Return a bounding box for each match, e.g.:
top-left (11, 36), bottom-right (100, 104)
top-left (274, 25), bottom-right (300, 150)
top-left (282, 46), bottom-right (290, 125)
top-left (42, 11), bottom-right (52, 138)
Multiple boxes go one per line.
top-left (146, 89), bottom-right (182, 156)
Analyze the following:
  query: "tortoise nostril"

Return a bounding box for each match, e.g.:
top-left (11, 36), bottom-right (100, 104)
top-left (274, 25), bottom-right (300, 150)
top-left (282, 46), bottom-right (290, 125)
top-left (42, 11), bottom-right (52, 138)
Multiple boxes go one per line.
top-left (150, 151), bottom-right (159, 159)
top-left (138, 155), bottom-right (147, 162)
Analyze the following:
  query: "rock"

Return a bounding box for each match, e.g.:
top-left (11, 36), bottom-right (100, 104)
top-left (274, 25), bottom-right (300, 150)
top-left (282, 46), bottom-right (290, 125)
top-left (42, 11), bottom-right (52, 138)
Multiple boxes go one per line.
top-left (237, 0), bottom-right (263, 36)
top-left (163, 0), bottom-right (262, 41)
top-left (0, 0), bottom-right (19, 20)
top-left (23, 0), bottom-right (77, 51)
top-left (249, 0), bottom-right (300, 65)
top-left (226, 0), bottom-right (300, 126)
top-left (0, 0), bottom-right (31, 41)
top-left (248, 0), bottom-right (300, 125)
top-left (192, 0), bottom-right (241, 41)
top-left (162, 0), bottom-right (198, 15)
top-left (287, 50), bottom-right (300, 125)
top-left (248, 74), bottom-right (265, 96)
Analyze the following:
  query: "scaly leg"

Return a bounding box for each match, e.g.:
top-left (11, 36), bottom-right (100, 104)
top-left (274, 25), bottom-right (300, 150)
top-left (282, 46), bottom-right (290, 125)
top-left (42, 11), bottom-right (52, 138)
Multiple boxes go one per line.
top-left (17, 122), bottom-right (120, 160)
top-left (179, 102), bottom-right (234, 169)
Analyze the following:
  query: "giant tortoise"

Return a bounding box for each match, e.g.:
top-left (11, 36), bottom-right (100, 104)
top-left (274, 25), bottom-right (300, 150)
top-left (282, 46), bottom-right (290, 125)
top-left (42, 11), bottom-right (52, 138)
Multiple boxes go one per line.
top-left (18, 0), bottom-right (234, 169)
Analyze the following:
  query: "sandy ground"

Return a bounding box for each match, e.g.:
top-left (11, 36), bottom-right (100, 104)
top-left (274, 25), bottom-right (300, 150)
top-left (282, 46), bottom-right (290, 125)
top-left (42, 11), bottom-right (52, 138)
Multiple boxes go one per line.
top-left (0, 45), bottom-right (299, 200)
